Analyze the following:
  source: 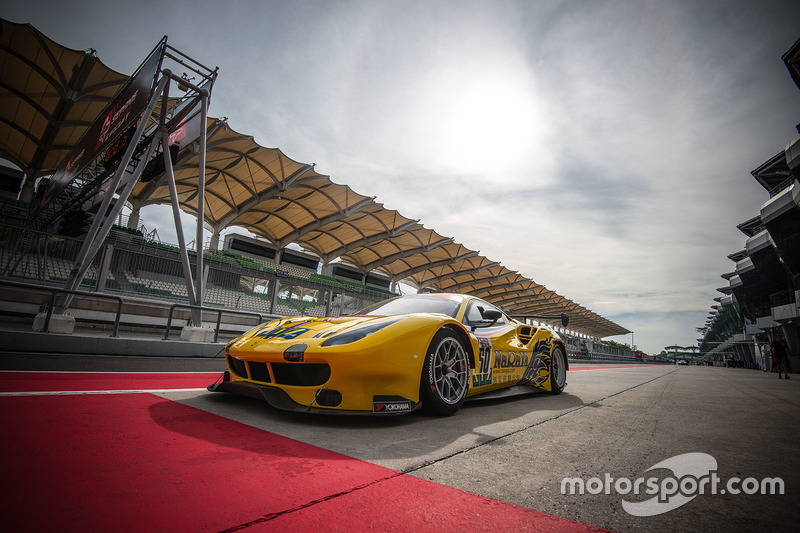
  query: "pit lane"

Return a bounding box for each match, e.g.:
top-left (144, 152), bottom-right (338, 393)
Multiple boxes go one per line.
top-left (1, 355), bottom-right (796, 532)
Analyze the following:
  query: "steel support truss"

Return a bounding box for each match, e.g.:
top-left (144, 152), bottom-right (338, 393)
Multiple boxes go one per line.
top-left (54, 42), bottom-right (216, 328)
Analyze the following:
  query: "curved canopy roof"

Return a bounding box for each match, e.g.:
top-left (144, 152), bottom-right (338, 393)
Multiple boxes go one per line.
top-left (0, 19), bottom-right (128, 179)
top-left (130, 118), bottom-right (376, 250)
top-left (0, 18), bottom-right (630, 339)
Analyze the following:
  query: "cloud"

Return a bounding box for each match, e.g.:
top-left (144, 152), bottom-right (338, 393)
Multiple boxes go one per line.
top-left (6, 0), bottom-right (800, 354)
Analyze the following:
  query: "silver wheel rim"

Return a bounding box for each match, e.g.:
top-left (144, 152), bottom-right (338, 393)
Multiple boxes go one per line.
top-left (553, 348), bottom-right (566, 389)
top-left (432, 337), bottom-right (469, 404)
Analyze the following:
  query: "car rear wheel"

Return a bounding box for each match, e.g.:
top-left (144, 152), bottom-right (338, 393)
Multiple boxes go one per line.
top-left (548, 344), bottom-right (567, 394)
top-left (420, 329), bottom-right (469, 415)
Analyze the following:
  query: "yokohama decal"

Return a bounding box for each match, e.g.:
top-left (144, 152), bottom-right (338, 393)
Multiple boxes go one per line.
top-left (373, 401), bottom-right (412, 413)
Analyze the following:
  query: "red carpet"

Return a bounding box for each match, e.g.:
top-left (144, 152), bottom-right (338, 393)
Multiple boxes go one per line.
top-left (0, 388), bottom-right (610, 532)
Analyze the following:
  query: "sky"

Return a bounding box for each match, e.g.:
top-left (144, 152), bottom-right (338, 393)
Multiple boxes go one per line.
top-left (4, 0), bottom-right (800, 354)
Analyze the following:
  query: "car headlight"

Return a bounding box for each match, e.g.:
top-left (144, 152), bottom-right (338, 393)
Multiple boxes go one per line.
top-left (321, 317), bottom-right (403, 347)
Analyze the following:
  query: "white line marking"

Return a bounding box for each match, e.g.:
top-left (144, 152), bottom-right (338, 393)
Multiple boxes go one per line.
top-left (0, 388), bottom-right (209, 397)
top-left (0, 370), bottom-right (221, 374)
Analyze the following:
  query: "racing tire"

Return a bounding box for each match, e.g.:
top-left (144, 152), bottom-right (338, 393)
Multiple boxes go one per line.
top-left (420, 329), bottom-right (470, 416)
top-left (548, 344), bottom-right (567, 394)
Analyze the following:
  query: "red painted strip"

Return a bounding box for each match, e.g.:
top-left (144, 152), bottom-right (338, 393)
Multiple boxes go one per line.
top-left (0, 371), bottom-right (222, 392)
top-left (0, 393), bottom-right (609, 532)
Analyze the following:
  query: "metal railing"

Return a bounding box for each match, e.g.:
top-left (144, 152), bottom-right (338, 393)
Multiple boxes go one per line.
top-left (567, 352), bottom-right (671, 364)
top-left (163, 303), bottom-right (265, 342)
top-left (0, 279), bottom-right (123, 336)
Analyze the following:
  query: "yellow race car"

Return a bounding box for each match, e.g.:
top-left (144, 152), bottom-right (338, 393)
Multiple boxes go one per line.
top-left (208, 293), bottom-right (568, 415)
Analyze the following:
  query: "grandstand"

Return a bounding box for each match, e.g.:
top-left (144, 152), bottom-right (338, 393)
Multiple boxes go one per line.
top-left (0, 18), bottom-right (630, 348)
top-left (0, 223), bottom-right (387, 315)
top-left (698, 37), bottom-right (800, 370)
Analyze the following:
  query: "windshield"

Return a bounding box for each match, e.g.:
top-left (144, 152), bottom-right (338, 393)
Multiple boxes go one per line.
top-left (359, 295), bottom-right (461, 318)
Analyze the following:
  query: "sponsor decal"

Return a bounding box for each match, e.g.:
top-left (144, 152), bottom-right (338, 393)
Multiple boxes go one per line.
top-left (373, 401), bottom-right (412, 413)
top-left (494, 350), bottom-right (530, 369)
top-left (254, 322), bottom-right (311, 340)
top-left (428, 352), bottom-right (436, 393)
top-left (472, 371), bottom-right (492, 387)
top-left (472, 337), bottom-right (494, 387)
top-left (467, 338), bottom-right (560, 389)
top-left (65, 150), bottom-right (84, 177)
top-left (95, 90), bottom-right (139, 150)
top-left (168, 121), bottom-right (187, 145)
top-left (519, 338), bottom-right (552, 388)
top-left (1, 203), bottom-right (28, 219)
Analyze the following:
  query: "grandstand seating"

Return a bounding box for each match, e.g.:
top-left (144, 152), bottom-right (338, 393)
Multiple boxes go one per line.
top-left (0, 244), bottom-right (99, 290)
top-left (1, 223), bottom-right (395, 321)
top-left (121, 271), bottom-right (187, 301)
top-left (236, 255), bottom-right (278, 274)
top-left (308, 273), bottom-right (345, 288)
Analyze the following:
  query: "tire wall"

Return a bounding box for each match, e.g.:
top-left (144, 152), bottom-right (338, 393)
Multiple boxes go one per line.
top-left (554, 338), bottom-right (569, 372)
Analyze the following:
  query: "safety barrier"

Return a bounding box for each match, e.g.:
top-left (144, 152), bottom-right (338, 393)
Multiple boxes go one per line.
top-left (0, 279), bottom-right (123, 336)
top-left (163, 303), bottom-right (265, 343)
top-left (567, 352), bottom-right (670, 364)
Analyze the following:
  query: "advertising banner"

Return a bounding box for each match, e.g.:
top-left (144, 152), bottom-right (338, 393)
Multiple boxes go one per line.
top-left (35, 39), bottom-right (166, 213)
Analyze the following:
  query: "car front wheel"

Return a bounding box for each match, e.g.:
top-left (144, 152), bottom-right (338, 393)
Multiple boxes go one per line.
top-left (420, 329), bottom-right (469, 415)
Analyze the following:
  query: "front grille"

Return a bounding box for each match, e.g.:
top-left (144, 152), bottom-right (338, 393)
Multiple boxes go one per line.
top-left (271, 363), bottom-right (331, 386)
top-left (228, 355), bottom-right (247, 378)
top-left (248, 361), bottom-right (271, 383)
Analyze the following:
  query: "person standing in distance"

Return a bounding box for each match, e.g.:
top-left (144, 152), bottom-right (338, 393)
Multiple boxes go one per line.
top-left (771, 333), bottom-right (791, 379)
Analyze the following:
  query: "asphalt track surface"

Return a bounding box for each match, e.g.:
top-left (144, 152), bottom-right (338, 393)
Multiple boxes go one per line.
top-left (1, 354), bottom-right (797, 532)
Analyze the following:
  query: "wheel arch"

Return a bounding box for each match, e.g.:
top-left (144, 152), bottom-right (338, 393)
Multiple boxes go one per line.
top-left (441, 322), bottom-right (477, 370)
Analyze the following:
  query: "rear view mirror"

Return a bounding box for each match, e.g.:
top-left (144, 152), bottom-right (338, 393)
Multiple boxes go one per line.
top-left (481, 308), bottom-right (503, 322)
top-left (471, 306), bottom-right (502, 329)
